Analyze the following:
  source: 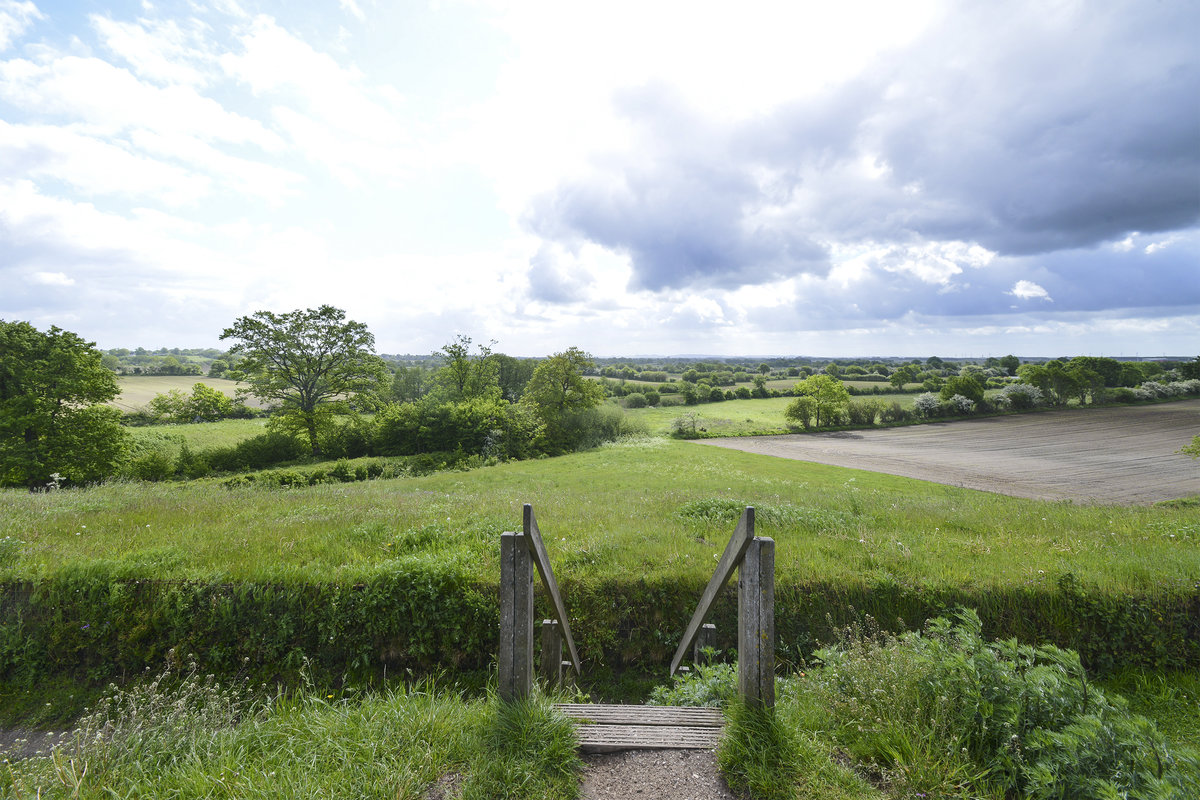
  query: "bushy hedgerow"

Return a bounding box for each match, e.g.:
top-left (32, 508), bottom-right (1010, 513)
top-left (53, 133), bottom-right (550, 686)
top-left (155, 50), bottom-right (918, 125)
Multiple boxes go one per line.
top-left (4, 566), bottom-right (1196, 710)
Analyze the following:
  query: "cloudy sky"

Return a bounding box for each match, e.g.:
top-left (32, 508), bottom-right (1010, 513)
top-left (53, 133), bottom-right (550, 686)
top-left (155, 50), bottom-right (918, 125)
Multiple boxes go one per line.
top-left (1, 0), bottom-right (1197, 357)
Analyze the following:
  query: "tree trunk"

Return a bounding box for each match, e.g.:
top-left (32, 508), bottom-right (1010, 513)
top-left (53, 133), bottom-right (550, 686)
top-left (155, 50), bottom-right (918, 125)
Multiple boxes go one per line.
top-left (306, 414), bottom-right (321, 456)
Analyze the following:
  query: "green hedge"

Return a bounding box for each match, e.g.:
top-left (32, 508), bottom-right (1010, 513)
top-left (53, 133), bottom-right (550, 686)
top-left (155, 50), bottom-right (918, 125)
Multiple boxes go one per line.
top-left (2, 569), bottom-right (1196, 696)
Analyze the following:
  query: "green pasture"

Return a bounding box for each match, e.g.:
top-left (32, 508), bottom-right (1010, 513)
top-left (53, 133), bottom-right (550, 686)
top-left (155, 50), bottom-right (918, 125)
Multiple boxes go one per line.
top-left (623, 392), bottom-right (938, 435)
top-left (624, 396), bottom-right (797, 435)
top-left (3, 437), bottom-right (1195, 592)
top-left (127, 417), bottom-right (269, 451)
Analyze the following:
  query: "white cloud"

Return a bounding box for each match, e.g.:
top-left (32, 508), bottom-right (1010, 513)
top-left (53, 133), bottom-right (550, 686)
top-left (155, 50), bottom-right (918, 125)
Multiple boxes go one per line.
top-left (338, 0), bottom-right (365, 23)
top-left (0, 54), bottom-right (283, 149)
top-left (0, 1), bottom-right (41, 52)
top-left (31, 271), bottom-right (73, 286)
top-left (219, 15), bottom-right (415, 180)
top-left (1009, 280), bottom-right (1051, 301)
top-left (0, 120), bottom-right (211, 205)
top-left (89, 13), bottom-right (215, 88)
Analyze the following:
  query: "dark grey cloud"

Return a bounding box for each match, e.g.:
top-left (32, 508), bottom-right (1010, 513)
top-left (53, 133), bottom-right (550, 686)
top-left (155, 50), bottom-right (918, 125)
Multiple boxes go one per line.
top-left (525, 1), bottom-right (1200, 314)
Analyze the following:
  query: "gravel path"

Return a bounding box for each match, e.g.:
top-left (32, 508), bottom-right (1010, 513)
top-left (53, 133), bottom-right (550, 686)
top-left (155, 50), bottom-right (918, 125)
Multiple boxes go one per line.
top-left (580, 749), bottom-right (739, 800)
top-left (694, 400), bottom-right (1200, 504)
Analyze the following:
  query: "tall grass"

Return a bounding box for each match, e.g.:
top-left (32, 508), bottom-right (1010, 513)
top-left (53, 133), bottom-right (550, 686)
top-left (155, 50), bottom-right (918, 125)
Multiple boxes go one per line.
top-left (3, 438), bottom-right (1195, 593)
top-left (2, 671), bottom-right (581, 799)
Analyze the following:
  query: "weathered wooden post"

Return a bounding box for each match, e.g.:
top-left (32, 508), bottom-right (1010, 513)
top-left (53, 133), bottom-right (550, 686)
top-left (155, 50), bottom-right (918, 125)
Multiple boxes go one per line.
top-left (694, 623), bottom-right (717, 665)
top-left (540, 619), bottom-right (563, 687)
top-left (499, 532), bottom-right (534, 701)
top-left (738, 537), bottom-right (775, 709)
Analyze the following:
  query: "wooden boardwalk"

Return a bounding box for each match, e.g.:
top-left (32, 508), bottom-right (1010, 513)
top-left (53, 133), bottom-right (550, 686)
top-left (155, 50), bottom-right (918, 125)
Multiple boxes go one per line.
top-left (555, 704), bottom-right (724, 753)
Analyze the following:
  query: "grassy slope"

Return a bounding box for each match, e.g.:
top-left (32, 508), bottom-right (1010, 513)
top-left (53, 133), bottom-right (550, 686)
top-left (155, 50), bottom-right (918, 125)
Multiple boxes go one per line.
top-left (111, 376), bottom-right (258, 412)
top-left (127, 417), bottom-right (270, 451)
top-left (3, 437), bottom-right (1196, 593)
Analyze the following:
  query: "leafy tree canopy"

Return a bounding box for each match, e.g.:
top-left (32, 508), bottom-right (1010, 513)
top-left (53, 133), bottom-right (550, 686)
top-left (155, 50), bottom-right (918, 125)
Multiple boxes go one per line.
top-left (432, 334), bottom-right (499, 402)
top-left (523, 347), bottom-right (605, 416)
top-left (522, 347), bottom-right (605, 452)
top-left (0, 320), bottom-right (127, 489)
top-left (221, 305), bottom-right (389, 455)
top-left (940, 374), bottom-right (985, 405)
top-left (791, 373), bottom-right (850, 427)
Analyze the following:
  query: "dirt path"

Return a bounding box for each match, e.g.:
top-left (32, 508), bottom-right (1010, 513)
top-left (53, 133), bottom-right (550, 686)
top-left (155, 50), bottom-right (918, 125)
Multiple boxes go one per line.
top-left (695, 400), bottom-right (1200, 504)
top-left (580, 750), bottom-right (737, 800)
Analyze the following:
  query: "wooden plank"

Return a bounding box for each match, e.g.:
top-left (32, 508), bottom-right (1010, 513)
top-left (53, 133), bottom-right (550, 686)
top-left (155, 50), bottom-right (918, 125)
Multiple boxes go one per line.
top-left (669, 507), bottom-right (755, 675)
top-left (498, 532), bottom-right (534, 702)
top-left (540, 619), bottom-right (562, 687)
top-left (694, 623), bottom-right (717, 665)
top-left (572, 724), bottom-right (722, 753)
top-left (554, 704), bottom-right (723, 727)
top-left (738, 537), bottom-right (775, 709)
top-left (523, 504), bottom-right (583, 675)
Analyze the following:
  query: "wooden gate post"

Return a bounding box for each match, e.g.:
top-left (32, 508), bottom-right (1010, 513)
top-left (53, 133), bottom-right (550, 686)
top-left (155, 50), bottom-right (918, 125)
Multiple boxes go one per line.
top-left (499, 532), bottom-right (534, 702)
top-left (738, 537), bottom-right (775, 709)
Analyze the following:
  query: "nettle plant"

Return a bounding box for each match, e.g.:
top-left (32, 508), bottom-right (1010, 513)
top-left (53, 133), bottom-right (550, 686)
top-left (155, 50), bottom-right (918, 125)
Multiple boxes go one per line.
top-left (804, 610), bottom-right (1199, 799)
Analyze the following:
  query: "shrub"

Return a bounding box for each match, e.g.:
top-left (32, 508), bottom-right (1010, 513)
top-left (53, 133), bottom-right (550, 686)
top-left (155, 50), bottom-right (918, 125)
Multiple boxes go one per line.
top-left (804, 610), bottom-right (1199, 799)
top-left (128, 449), bottom-right (174, 482)
top-left (913, 392), bottom-right (942, 418)
top-left (939, 374), bottom-right (985, 405)
top-left (880, 401), bottom-right (910, 423)
top-left (245, 431), bottom-right (307, 469)
top-left (947, 393), bottom-right (976, 414)
top-left (784, 396), bottom-right (816, 429)
top-left (845, 398), bottom-right (885, 426)
top-left (1105, 386), bottom-right (1138, 404)
top-left (624, 392), bottom-right (648, 408)
top-left (671, 412), bottom-right (700, 439)
top-left (643, 389), bottom-right (660, 406)
top-left (999, 382), bottom-right (1043, 410)
top-left (175, 443), bottom-right (210, 480)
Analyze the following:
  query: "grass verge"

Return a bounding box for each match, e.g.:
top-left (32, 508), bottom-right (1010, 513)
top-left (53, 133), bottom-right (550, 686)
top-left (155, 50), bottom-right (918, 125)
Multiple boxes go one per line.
top-left (2, 672), bottom-right (581, 800)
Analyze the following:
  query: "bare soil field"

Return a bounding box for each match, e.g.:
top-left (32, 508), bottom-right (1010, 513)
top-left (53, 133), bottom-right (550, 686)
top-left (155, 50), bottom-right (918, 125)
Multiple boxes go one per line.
top-left (109, 376), bottom-right (260, 412)
top-left (696, 400), bottom-right (1200, 505)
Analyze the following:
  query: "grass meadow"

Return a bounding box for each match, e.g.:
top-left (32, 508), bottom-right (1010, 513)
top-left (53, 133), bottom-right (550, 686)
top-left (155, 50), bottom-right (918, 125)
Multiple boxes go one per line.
top-left (127, 417), bottom-right (270, 451)
top-left (3, 434), bottom-right (1198, 798)
top-left (3, 436), bottom-right (1196, 591)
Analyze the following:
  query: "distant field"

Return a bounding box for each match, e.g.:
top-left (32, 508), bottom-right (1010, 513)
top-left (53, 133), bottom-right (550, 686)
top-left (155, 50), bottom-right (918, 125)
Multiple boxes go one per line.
top-left (625, 397), bottom-right (796, 436)
top-left (111, 376), bottom-right (260, 412)
top-left (623, 393), bottom-right (928, 436)
top-left (701, 399), bottom-right (1200, 504)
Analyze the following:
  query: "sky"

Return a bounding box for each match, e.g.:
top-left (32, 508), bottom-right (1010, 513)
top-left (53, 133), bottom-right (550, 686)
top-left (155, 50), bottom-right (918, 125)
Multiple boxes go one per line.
top-left (1, 0), bottom-right (1198, 358)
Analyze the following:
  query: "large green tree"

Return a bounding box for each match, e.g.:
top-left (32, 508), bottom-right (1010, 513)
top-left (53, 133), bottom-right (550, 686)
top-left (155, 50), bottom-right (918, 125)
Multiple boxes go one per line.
top-left (221, 305), bottom-right (389, 456)
top-left (522, 347), bottom-right (605, 452)
top-left (790, 374), bottom-right (850, 427)
top-left (0, 320), bottom-right (128, 489)
top-left (432, 335), bottom-right (499, 402)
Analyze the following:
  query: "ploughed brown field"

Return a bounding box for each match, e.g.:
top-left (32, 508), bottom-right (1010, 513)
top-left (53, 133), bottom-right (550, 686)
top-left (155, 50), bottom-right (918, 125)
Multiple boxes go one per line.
top-left (695, 399), bottom-right (1200, 505)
